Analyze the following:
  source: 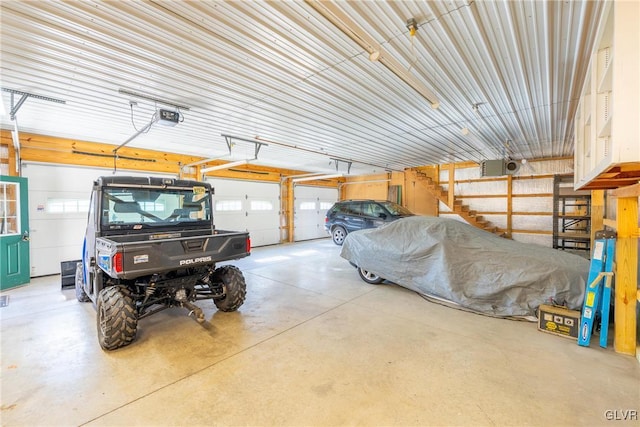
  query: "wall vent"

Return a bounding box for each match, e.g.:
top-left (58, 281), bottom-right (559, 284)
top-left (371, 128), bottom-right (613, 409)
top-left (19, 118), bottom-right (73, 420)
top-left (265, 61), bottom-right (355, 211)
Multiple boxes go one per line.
top-left (481, 160), bottom-right (505, 177)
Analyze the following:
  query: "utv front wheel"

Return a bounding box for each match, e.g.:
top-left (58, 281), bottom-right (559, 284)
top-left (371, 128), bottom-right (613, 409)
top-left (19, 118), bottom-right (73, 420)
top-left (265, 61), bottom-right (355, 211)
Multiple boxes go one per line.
top-left (96, 286), bottom-right (138, 350)
top-left (358, 267), bottom-right (384, 284)
top-left (212, 265), bottom-right (247, 312)
top-left (75, 263), bottom-right (91, 302)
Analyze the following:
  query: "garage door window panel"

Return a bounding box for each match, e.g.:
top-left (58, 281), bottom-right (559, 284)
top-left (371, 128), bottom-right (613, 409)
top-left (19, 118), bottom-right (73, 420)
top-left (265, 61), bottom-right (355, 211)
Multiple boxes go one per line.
top-left (249, 200), bottom-right (274, 211)
top-left (215, 200), bottom-right (242, 212)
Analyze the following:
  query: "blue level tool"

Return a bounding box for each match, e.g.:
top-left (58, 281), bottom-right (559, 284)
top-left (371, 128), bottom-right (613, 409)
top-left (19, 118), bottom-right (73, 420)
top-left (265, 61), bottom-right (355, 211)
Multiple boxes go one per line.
top-left (578, 230), bottom-right (616, 348)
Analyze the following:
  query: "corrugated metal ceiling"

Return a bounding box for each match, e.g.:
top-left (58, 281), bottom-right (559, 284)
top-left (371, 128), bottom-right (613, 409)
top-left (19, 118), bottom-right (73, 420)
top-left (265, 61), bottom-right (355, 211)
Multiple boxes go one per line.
top-left (0, 0), bottom-right (603, 175)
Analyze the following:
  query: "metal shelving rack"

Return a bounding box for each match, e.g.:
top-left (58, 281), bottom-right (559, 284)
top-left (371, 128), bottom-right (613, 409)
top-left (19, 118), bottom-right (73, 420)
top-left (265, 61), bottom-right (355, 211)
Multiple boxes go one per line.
top-left (553, 174), bottom-right (591, 253)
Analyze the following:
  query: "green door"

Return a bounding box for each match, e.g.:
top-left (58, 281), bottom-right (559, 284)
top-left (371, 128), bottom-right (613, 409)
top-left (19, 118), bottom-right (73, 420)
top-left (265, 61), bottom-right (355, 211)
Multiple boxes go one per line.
top-left (0, 176), bottom-right (30, 290)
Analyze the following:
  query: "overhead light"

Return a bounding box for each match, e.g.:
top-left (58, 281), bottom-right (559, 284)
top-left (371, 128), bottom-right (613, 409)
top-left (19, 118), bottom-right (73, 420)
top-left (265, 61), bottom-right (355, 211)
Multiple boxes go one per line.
top-left (292, 173), bottom-right (343, 183)
top-left (285, 172), bottom-right (330, 180)
top-left (406, 18), bottom-right (418, 36)
top-left (201, 159), bottom-right (251, 173)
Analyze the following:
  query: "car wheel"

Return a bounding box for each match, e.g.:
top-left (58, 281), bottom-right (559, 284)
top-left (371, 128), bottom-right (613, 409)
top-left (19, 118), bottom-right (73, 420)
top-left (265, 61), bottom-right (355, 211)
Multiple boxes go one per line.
top-left (332, 226), bottom-right (347, 245)
top-left (97, 286), bottom-right (137, 351)
top-left (357, 267), bottom-right (384, 284)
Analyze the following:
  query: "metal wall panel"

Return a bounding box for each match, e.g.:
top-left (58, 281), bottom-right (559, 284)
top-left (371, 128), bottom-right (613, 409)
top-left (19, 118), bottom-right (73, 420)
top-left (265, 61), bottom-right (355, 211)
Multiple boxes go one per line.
top-left (1, 1), bottom-right (604, 175)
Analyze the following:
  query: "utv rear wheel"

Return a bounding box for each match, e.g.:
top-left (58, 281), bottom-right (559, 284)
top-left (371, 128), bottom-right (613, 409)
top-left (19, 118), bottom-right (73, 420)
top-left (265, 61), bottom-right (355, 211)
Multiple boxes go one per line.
top-left (97, 286), bottom-right (137, 350)
top-left (332, 226), bottom-right (347, 245)
top-left (212, 265), bottom-right (246, 312)
top-left (358, 267), bottom-right (384, 284)
top-left (75, 263), bottom-right (90, 302)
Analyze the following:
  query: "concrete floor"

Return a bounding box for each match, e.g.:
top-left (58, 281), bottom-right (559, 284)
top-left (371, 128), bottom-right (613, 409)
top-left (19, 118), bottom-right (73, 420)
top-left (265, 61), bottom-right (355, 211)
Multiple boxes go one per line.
top-left (1, 239), bottom-right (638, 426)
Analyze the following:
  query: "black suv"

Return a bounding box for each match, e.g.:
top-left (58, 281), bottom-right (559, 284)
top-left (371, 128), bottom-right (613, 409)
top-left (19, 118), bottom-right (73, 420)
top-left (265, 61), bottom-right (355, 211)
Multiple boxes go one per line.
top-left (324, 200), bottom-right (414, 245)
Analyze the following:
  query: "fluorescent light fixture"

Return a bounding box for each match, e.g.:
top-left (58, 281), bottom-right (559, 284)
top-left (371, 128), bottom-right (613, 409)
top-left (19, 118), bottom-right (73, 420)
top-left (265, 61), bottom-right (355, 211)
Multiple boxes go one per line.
top-left (201, 159), bottom-right (251, 173)
top-left (377, 56), bottom-right (440, 108)
top-left (292, 173), bottom-right (343, 183)
top-left (284, 172), bottom-right (329, 180)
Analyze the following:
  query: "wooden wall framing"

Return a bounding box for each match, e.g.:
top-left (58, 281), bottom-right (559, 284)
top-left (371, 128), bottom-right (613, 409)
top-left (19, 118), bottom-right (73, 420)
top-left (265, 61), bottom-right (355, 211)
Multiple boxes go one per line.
top-left (605, 184), bottom-right (639, 356)
top-left (0, 131), bottom-right (341, 244)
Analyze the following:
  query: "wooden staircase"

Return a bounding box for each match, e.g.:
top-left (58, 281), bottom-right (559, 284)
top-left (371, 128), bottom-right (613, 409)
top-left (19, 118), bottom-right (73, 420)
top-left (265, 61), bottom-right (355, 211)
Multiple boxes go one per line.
top-left (409, 168), bottom-right (506, 237)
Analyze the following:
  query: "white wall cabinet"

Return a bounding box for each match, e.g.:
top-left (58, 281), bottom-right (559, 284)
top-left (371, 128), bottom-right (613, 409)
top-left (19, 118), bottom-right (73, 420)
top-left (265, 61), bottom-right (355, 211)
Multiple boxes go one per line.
top-left (574, 0), bottom-right (640, 190)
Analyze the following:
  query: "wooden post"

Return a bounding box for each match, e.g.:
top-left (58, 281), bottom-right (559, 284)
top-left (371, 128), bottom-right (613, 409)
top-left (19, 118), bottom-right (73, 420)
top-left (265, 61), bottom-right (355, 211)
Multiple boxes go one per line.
top-left (590, 190), bottom-right (605, 242)
top-left (611, 184), bottom-right (639, 355)
top-left (507, 175), bottom-right (513, 237)
top-left (447, 164), bottom-right (455, 208)
top-left (287, 180), bottom-right (295, 243)
top-left (7, 139), bottom-right (16, 176)
top-left (435, 165), bottom-right (440, 217)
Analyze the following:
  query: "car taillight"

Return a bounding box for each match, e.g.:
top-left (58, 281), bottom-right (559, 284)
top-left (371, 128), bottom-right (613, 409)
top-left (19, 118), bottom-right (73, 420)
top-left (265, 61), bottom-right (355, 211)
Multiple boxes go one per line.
top-left (113, 253), bottom-right (123, 273)
top-left (246, 237), bottom-right (251, 253)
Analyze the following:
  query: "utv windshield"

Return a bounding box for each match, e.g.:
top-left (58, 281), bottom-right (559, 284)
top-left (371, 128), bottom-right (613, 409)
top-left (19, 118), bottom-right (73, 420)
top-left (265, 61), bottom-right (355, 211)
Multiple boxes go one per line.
top-left (101, 186), bottom-right (211, 229)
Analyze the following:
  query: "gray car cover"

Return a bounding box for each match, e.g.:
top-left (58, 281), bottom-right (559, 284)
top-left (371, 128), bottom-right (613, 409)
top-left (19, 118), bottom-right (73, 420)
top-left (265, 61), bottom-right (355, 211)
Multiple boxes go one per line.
top-left (340, 216), bottom-right (589, 317)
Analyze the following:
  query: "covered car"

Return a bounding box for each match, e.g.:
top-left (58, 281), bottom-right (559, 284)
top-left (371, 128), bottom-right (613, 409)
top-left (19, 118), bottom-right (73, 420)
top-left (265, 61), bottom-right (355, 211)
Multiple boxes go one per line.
top-left (340, 216), bottom-right (589, 318)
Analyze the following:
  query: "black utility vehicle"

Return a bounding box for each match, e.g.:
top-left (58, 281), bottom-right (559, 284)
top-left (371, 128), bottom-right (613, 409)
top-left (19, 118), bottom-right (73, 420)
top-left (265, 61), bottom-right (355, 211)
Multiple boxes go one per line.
top-left (76, 176), bottom-right (250, 350)
top-left (324, 200), bottom-right (414, 245)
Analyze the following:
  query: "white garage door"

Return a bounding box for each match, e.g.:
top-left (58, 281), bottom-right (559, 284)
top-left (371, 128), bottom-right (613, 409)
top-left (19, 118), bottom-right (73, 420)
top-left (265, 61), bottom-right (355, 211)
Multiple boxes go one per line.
top-left (23, 163), bottom-right (172, 277)
top-left (294, 186), bottom-right (338, 241)
top-left (207, 179), bottom-right (280, 247)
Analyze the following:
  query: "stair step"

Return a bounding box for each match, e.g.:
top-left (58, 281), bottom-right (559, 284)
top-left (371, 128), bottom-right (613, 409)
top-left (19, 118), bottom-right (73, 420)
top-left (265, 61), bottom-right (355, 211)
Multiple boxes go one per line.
top-left (410, 172), bottom-right (508, 239)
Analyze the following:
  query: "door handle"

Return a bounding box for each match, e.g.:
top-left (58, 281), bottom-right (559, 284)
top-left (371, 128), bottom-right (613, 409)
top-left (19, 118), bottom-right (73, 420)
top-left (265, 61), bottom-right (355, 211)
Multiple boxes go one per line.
top-left (21, 230), bottom-right (30, 241)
